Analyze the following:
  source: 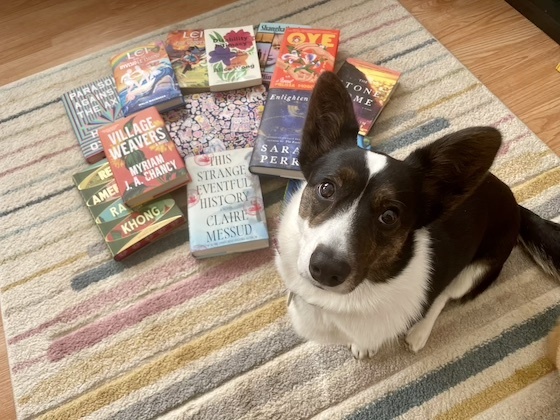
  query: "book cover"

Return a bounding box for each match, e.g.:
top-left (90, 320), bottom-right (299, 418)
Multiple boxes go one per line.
top-left (269, 28), bottom-right (340, 91)
top-left (72, 160), bottom-right (186, 261)
top-left (163, 85), bottom-right (267, 157)
top-left (61, 76), bottom-right (123, 163)
top-left (185, 148), bottom-right (269, 258)
top-left (204, 26), bottom-right (262, 92)
top-left (165, 29), bottom-right (209, 92)
top-left (337, 58), bottom-right (401, 149)
top-left (110, 41), bottom-right (185, 116)
top-left (98, 106), bottom-right (190, 208)
top-left (255, 23), bottom-right (310, 85)
top-left (249, 89), bottom-right (311, 179)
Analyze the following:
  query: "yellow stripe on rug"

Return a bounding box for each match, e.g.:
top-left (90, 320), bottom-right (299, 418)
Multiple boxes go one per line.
top-left (436, 357), bottom-right (555, 420)
top-left (513, 166), bottom-right (560, 204)
top-left (34, 297), bottom-right (286, 420)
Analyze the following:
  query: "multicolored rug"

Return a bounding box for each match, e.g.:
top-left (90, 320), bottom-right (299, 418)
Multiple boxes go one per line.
top-left (1, 0), bottom-right (559, 418)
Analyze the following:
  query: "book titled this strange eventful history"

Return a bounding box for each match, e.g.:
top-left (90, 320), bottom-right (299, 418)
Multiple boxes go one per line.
top-left (337, 58), bottom-right (401, 150)
top-left (72, 160), bottom-right (186, 261)
top-left (61, 76), bottom-right (124, 163)
top-left (98, 106), bottom-right (190, 208)
top-left (110, 40), bottom-right (185, 116)
top-left (204, 26), bottom-right (262, 92)
top-left (185, 148), bottom-right (269, 258)
top-left (165, 29), bottom-right (209, 93)
top-left (249, 28), bottom-right (340, 179)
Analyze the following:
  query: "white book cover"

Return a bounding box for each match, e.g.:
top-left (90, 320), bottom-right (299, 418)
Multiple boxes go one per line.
top-left (204, 25), bottom-right (262, 92)
top-left (185, 147), bottom-right (269, 258)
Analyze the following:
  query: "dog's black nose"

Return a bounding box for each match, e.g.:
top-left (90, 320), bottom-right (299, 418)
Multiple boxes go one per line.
top-left (309, 245), bottom-right (351, 287)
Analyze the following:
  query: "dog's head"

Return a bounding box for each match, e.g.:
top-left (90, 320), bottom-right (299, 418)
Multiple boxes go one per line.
top-left (295, 71), bottom-right (502, 294)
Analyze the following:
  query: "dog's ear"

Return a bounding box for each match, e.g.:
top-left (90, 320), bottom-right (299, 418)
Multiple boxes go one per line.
top-left (299, 71), bottom-right (359, 179)
top-left (405, 127), bottom-right (502, 223)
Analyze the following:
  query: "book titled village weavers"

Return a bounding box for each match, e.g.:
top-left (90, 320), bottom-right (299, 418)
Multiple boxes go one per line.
top-left (110, 41), bottom-right (185, 116)
top-left (165, 29), bottom-right (209, 93)
top-left (98, 106), bottom-right (190, 208)
top-left (337, 58), bottom-right (401, 150)
top-left (204, 26), bottom-right (262, 92)
top-left (61, 76), bottom-right (124, 163)
top-left (185, 147), bottom-right (269, 258)
top-left (72, 160), bottom-right (186, 261)
top-left (249, 28), bottom-right (340, 179)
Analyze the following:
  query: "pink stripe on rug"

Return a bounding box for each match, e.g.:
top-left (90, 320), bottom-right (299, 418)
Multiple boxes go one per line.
top-left (47, 247), bottom-right (274, 362)
top-left (491, 114), bottom-right (515, 128)
top-left (0, 144), bottom-right (77, 179)
top-left (0, 131), bottom-right (69, 163)
top-left (498, 132), bottom-right (532, 156)
top-left (343, 14), bottom-right (412, 44)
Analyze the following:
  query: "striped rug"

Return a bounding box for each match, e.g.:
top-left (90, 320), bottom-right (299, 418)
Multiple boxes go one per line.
top-left (1, 0), bottom-right (560, 418)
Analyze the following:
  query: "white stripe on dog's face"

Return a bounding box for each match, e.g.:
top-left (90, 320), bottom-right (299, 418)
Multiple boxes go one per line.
top-left (297, 151), bottom-right (388, 292)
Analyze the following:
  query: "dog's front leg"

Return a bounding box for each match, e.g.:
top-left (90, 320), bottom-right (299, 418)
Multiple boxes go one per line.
top-left (348, 344), bottom-right (377, 360)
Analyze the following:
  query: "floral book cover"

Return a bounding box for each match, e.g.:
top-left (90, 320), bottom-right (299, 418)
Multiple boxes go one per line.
top-left (72, 160), bottom-right (186, 261)
top-left (204, 25), bottom-right (262, 91)
top-left (185, 147), bottom-right (269, 258)
top-left (165, 29), bottom-right (209, 92)
top-left (98, 106), bottom-right (190, 208)
top-left (110, 41), bottom-right (184, 116)
top-left (255, 23), bottom-right (310, 85)
top-left (269, 28), bottom-right (340, 91)
top-left (163, 85), bottom-right (267, 157)
top-left (337, 57), bottom-right (401, 150)
top-left (61, 76), bottom-right (123, 163)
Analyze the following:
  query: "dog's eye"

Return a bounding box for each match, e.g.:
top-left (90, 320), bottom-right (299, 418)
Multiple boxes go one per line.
top-left (318, 182), bottom-right (335, 199)
top-left (379, 208), bottom-right (399, 225)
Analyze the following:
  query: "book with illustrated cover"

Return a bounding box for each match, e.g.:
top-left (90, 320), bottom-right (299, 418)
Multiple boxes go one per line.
top-left (269, 28), bottom-right (340, 91)
top-left (72, 160), bottom-right (186, 261)
top-left (185, 147), bottom-right (269, 258)
top-left (255, 23), bottom-right (310, 85)
top-left (61, 76), bottom-right (123, 163)
top-left (163, 85), bottom-right (267, 157)
top-left (248, 89), bottom-right (311, 179)
top-left (337, 58), bottom-right (401, 150)
top-left (110, 41), bottom-right (185, 116)
top-left (204, 26), bottom-right (262, 92)
top-left (98, 106), bottom-right (190, 208)
top-left (165, 29), bottom-right (209, 93)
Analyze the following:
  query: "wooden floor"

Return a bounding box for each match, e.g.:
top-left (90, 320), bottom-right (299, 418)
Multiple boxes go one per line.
top-left (1, 0), bottom-right (559, 418)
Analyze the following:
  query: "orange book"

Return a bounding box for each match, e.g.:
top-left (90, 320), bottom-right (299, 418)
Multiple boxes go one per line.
top-left (98, 106), bottom-right (190, 208)
top-left (269, 28), bottom-right (340, 91)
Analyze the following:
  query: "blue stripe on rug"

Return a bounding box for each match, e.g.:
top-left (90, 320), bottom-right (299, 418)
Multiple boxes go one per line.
top-left (346, 302), bottom-right (560, 420)
top-left (376, 118), bottom-right (450, 154)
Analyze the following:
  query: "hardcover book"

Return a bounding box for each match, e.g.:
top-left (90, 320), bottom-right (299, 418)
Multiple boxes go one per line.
top-left (165, 29), bottom-right (209, 93)
top-left (337, 58), bottom-right (401, 150)
top-left (269, 27), bottom-right (340, 91)
top-left (185, 147), bottom-right (269, 258)
top-left (98, 106), bottom-right (190, 208)
top-left (61, 76), bottom-right (123, 163)
top-left (255, 23), bottom-right (310, 85)
top-left (163, 85), bottom-right (267, 157)
top-left (248, 89), bottom-right (311, 179)
top-left (204, 26), bottom-right (262, 92)
top-left (110, 41), bottom-right (185, 116)
top-left (72, 160), bottom-right (186, 261)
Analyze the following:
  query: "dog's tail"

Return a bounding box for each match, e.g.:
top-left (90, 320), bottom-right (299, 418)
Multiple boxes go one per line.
top-left (518, 206), bottom-right (560, 279)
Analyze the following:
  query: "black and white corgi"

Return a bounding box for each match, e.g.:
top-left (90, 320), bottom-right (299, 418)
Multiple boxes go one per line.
top-left (275, 71), bottom-right (560, 359)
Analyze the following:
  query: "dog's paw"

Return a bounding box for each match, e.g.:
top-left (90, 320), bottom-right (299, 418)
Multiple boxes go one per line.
top-left (405, 320), bottom-right (431, 353)
top-left (348, 344), bottom-right (377, 360)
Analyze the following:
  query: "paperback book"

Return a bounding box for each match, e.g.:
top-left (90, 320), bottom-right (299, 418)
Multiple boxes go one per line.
top-left (165, 29), bottom-right (209, 92)
top-left (163, 85), bottom-right (267, 157)
top-left (250, 28), bottom-right (340, 179)
top-left (98, 106), bottom-right (190, 208)
top-left (204, 26), bottom-right (262, 92)
top-left (337, 58), bottom-right (401, 150)
top-left (185, 147), bottom-right (269, 258)
top-left (61, 76), bottom-right (123, 163)
top-left (255, 23), bottom-right (310, 85)
top-left (110, 41), bottom-right (185, 116)
top-left (73, 160), bottom-right (186, 261)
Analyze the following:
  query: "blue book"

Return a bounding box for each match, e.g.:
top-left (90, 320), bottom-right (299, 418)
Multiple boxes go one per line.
top-left (185, 147), bottom-right (269, 258)
top-left (110, 41), bottom-right (185, 116)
